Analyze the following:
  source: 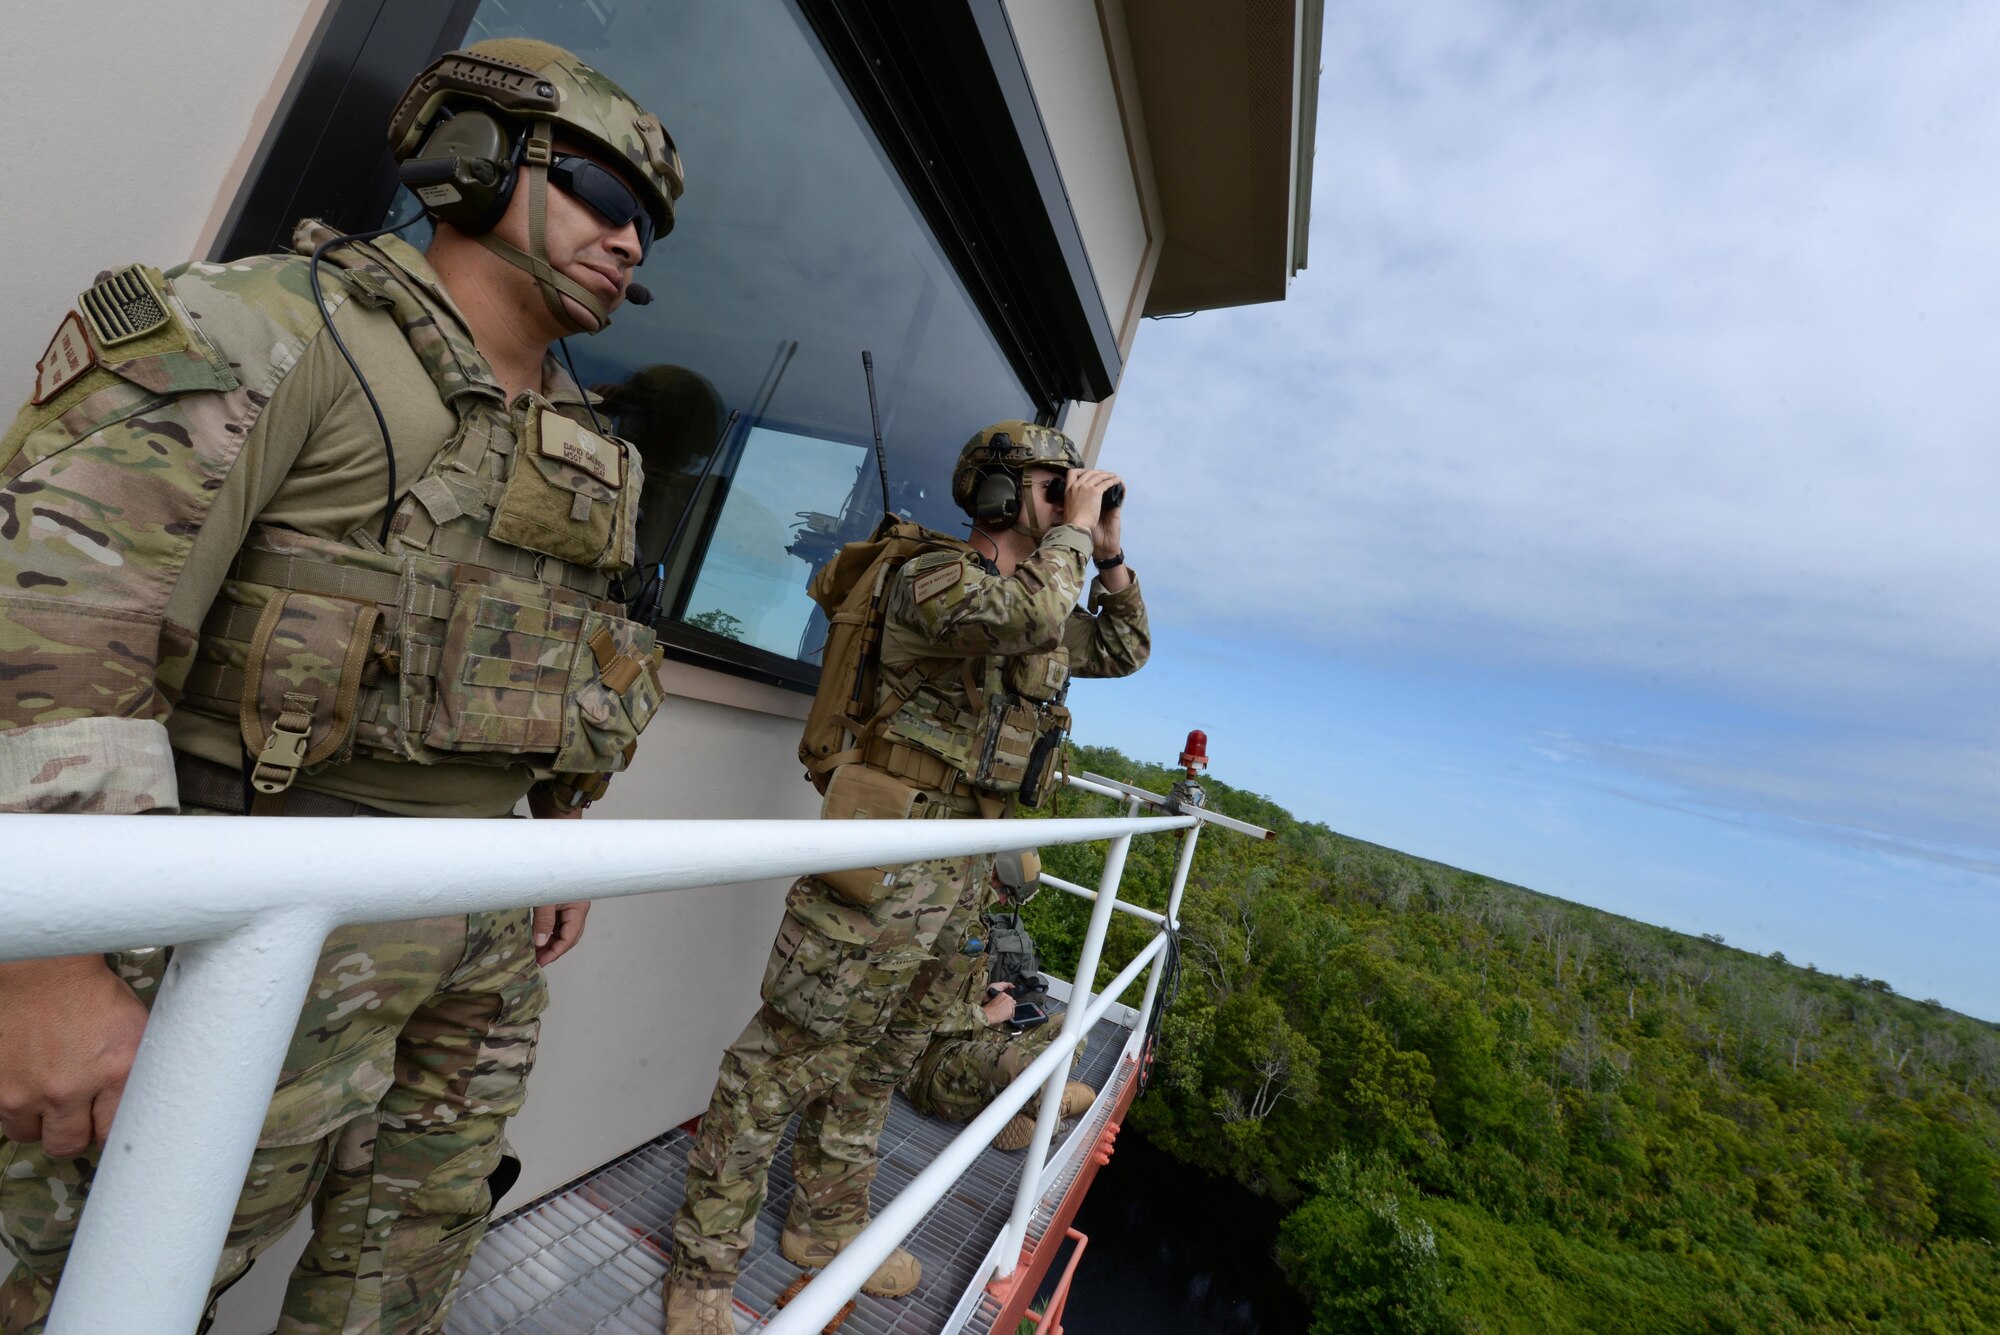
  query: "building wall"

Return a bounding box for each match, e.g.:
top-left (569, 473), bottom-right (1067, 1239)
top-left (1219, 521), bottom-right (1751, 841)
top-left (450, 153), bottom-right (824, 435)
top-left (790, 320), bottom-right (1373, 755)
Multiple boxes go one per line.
top-left (1003, 0), bottom-right (1150, 327)
top-left (1, 0), bottom-right (324, 403)
top-left (14, 5), bottom-right (1163, 1328)
top-left (506, 675), bottom-right (818, 1195)
top-left (1003, 0), bottom-right (1163, 458)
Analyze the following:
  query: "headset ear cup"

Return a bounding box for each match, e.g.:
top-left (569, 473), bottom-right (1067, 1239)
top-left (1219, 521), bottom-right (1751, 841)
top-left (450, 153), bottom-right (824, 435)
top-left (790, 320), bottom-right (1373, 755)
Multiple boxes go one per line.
top-left (399, 109), bottom-right (521, 235)
top-left (973, 468), bottom-right (1020, 525)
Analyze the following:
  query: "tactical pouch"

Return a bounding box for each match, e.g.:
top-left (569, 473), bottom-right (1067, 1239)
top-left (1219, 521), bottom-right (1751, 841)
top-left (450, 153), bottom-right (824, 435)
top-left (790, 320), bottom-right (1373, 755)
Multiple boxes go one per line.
top-left (982, 908), bottom-right (1051, 1007)
top-left (822, 763), bottom-right (920, 822)
top-left (761, 913), bottom-right (930, 1042)
top-left (817, 765), bottom-right (922, 906)
top-left (238, 592), bottom-right (381, 795)
top-left (487, 401), bottom-right (635, 570)
top-left (967, 693), bottom-right (1070, 802)
top-left (966, 694), bottom-right (1036, 795)
top-left (1005, 648), bottom-right (1070, 703)
top-left (552, 610), bottom-right (662, 774)
top-left (1017, 703), bottom-right (1071, 809)
top-left (820, 864), bottom-right (899, 907)
top-left (426, 572), bottom-right (584, 756)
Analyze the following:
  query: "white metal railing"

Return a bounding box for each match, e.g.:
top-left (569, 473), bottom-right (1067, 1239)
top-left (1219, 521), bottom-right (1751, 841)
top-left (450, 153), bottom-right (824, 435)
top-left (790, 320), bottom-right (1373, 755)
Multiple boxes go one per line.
top-left (765, 770), bottom-right (1270, 1335)
top-left (3, 769), bottom-right (1266, 1335)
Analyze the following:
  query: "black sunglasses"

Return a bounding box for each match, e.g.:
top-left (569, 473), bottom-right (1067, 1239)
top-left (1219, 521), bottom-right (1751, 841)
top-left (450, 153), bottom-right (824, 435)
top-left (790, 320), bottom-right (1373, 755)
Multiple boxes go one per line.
top-left (547, 153), bottom-right (657, 259)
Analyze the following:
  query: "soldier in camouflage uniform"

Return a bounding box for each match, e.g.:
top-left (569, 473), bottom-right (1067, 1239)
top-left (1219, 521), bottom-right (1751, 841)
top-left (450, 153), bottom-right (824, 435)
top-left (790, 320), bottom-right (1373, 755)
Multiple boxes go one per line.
top-left (895, 866), bottom-right (1094, 1152)
top-left (0, 39), bottom-right (682, 1334)
top-left (665, 423), bottom-right (1148, 1334)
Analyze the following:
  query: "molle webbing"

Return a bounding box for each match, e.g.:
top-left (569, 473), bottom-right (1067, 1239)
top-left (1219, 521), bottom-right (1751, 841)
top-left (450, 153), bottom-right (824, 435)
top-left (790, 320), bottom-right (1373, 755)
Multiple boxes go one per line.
top-left (176, 233), bottom-right (659, 789)
top-left (174, 751), bottom-right (403, 818)
top-left (306, 233), bottom-right (618, 607)
top-left (862, 735), bottom-right (961, 795)
top-left (233, 549), bottom-right (443, 613)
top-left (856, 736), bottom-right (1005, 818)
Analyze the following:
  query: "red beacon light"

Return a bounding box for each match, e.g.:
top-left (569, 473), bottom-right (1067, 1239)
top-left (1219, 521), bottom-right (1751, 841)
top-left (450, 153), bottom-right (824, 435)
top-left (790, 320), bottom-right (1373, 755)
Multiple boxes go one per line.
top-left (1179, 729), bottom-right (1209, 777)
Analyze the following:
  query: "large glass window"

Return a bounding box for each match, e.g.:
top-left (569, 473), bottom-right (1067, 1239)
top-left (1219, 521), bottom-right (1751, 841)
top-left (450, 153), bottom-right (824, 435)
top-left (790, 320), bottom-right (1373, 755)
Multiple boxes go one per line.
top-left (398, 0), bottom-right (1040, 683)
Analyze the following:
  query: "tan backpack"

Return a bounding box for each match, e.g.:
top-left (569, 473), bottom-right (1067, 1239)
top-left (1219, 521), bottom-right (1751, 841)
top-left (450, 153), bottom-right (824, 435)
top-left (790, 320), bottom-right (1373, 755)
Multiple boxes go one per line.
top-left (798, 518), bottom-right (974, 793)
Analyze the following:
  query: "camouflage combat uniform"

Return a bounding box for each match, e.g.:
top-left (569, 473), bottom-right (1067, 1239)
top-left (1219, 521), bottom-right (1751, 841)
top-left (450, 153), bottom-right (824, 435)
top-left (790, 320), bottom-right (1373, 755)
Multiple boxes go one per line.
top-left (0, 226), bottom-right (653, 1332)
top-left (896, 925), bottom-right (1067, 1126)
top-left (670, 524), bottom-right (1147, 1283)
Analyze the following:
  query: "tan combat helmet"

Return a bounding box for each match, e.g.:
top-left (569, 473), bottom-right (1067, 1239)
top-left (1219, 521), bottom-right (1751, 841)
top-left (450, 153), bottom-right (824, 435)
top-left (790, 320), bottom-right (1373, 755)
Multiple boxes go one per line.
top-left (951, 420), bottom-right (1084, 526)
top-left (387, 39), bottom-right (684, 332)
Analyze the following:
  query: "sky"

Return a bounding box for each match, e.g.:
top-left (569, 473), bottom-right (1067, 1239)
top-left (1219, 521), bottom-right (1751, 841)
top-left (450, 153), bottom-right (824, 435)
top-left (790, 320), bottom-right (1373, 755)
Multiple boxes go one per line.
top-left (1069, 0), bottom-right (2000, 1019)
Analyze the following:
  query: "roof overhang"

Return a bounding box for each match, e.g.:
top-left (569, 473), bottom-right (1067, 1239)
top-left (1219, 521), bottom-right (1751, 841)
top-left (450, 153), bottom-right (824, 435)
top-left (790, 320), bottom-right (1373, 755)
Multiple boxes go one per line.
top-left (1126, 0), bottom-right (1323, 316)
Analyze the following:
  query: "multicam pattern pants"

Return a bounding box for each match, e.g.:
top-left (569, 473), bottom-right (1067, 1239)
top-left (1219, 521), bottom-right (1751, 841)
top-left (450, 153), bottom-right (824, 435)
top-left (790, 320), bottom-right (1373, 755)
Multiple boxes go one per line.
top-left (899, 1014), bottom-right (1064, 1125)
top-left (0, 910), bottom-right (545, 1335)
top-left (783, 884), bottom-right (1000, 1245)
top-left (670, 853), bottom-right (987, 1282)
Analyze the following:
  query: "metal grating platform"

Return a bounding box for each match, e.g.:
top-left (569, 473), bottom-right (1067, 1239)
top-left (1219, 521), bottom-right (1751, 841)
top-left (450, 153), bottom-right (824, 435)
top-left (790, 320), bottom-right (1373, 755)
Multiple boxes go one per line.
top-left (444, 1013), bottom-right (1132, 1335)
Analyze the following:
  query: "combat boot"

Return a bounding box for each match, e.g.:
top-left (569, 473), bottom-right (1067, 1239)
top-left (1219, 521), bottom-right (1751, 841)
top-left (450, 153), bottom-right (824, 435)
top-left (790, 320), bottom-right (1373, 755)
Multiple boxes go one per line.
top-left (992, 1080), bottom-right (1096, 1151)
top-left (780, 1224), bottom-right (922, 1298)
top-left (662, 1277), bottom-right (734, 1335)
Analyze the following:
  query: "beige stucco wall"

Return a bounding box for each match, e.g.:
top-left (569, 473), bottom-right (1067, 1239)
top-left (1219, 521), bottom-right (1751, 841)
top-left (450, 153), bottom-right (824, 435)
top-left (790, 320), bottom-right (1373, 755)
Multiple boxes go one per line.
top-left (0, 0), bottom-right (325, 405)
top-left (1002, 0), bottom-right (1162, 457)
top-left (499, 680), bottom-right (820, 1197)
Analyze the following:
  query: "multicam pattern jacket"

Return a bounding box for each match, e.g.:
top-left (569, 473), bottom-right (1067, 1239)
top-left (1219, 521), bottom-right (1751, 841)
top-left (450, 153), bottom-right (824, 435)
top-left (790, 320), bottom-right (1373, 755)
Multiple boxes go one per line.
top-left (0, 230), bottom-right (653, 816)
top-left (868, 525), bottom-right (1149, 800)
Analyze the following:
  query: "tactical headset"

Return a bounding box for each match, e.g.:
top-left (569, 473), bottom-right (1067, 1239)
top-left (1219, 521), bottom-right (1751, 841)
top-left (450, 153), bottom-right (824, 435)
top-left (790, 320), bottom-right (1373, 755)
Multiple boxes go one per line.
top-left (395, 106), bottom-right (660, 311)
top-left (968, 434), bottom-right (1028, 525)
top-left (963, 432), bottom-right (1122, 526)
top-left (397, 106), bottom-right (526, 239)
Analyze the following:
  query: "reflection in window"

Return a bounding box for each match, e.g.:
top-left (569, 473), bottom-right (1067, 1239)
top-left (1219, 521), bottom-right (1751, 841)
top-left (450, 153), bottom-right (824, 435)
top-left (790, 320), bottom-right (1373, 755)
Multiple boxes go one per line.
top-left (681, 425), bottom-right (862, 659)
top-left (442, 0), bottom-right (1041, 678)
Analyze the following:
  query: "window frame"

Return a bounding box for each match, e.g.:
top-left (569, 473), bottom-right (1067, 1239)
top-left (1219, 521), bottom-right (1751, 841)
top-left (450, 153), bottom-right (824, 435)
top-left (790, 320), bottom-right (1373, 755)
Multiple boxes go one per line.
top-left (211, 0), bottom-right (1114, 693)
top-left (210, 0), bottom-right (483, 259)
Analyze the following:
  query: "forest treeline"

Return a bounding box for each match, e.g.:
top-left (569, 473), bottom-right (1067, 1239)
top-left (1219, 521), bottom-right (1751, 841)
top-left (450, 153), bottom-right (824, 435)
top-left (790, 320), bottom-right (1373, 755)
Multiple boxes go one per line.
top-left (1020, 747), bottom-right (2000, 1333)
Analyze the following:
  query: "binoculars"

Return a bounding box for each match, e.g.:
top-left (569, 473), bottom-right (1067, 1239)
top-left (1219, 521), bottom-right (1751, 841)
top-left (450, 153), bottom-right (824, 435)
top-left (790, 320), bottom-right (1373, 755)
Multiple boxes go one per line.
top-left (1045, 473), bottom-right (1124, 511)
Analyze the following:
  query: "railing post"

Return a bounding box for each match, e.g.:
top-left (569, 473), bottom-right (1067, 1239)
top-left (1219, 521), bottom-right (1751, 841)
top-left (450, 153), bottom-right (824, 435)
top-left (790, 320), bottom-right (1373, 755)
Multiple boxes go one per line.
top-left (45, 911), bottom-right (331, 1335)
top-left (994, 801), bottom-right (1140, 1276)
top-left (1133, 820), bottom-right (1200, 1035)
top-left (767, 932), bottom-right (1166, 1335)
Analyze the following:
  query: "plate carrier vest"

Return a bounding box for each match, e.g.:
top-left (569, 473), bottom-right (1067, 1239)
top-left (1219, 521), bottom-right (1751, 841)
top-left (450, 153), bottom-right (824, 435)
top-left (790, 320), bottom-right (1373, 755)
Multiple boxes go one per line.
top-left (800, 520), bottom-right (1070, 816)
top-left (176, 235), bottom-right (663, 802)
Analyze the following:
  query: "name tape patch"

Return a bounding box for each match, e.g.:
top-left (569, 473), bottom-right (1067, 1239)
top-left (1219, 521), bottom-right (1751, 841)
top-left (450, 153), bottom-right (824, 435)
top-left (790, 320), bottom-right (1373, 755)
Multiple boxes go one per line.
top-left (537, 409), bottom-right (623, 486)
top-left (913, 561), bottom-right (963, 605)
top-left (32, 311), bottom-right (96, 405)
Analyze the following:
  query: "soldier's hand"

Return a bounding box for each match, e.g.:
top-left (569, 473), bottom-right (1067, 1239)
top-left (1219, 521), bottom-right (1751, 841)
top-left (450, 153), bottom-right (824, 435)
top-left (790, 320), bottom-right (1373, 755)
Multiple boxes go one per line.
top-left (532, 902), bottom-right (592, 965)
top-left (1058, 469), bottom-right (1123, 556)
top-left (526, 785), bottom-right (586, 820)
top-left (0, 956), bottom-right (150, 1156)
top-left (982, 981), bottom-right (1017, 1026)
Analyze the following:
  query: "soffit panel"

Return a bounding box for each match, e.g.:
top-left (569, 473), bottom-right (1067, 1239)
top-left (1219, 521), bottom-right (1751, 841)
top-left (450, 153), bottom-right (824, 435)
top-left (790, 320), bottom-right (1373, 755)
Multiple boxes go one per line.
top-left (1126, 0), bottom-right (1302, 315)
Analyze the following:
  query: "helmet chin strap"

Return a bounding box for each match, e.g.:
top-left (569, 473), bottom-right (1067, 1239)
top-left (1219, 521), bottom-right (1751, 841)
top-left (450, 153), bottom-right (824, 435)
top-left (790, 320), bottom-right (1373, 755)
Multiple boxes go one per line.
top-left (471, 123), bottom-right (614, 334)
top-left (1010, 501), bottom-right (1049, 545)
top-left (1010, 469), bottom-right (1054, 544)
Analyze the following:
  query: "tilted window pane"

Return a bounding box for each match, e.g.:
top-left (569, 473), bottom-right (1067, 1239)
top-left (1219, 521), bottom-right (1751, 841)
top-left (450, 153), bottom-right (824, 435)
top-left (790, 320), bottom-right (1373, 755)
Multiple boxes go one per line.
top-left (417, 0), bottom-right (1037, 672)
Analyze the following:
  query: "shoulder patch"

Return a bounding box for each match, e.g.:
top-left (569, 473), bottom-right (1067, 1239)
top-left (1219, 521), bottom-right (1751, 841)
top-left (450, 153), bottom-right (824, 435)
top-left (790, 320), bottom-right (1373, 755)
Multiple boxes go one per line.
top-left (32, 311), bottom-right (97, 405)
top-left (80, 265), bottom-right (171, 349)
top-left (912, 558), bottom-right (964, 605)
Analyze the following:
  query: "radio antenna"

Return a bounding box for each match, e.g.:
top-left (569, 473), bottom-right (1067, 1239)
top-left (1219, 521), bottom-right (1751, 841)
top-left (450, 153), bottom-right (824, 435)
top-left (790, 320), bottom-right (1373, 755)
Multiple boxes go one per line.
top-left (862, 350), bottom-right (892, 522)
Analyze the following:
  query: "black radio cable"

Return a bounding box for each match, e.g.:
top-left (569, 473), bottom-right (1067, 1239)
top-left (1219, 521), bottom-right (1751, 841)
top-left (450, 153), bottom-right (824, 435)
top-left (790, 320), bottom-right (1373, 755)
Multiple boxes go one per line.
top-left (1136, 903), bottom-right (1185, 1100)
top-left (557, 337), bottom-right (610, 438)
top-left (306, 208), bottom-right (427, 547)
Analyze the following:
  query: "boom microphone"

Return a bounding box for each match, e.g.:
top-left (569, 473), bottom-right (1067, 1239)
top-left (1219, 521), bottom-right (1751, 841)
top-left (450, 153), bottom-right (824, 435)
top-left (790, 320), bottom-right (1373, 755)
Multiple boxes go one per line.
top-left (626, 282), bottom-right (654, 306)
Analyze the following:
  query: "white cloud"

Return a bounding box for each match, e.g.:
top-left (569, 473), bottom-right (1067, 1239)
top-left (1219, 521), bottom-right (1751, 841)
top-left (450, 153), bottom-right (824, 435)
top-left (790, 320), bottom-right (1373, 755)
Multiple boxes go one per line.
top-left (1104, 0), bottom-right (2000, 863)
